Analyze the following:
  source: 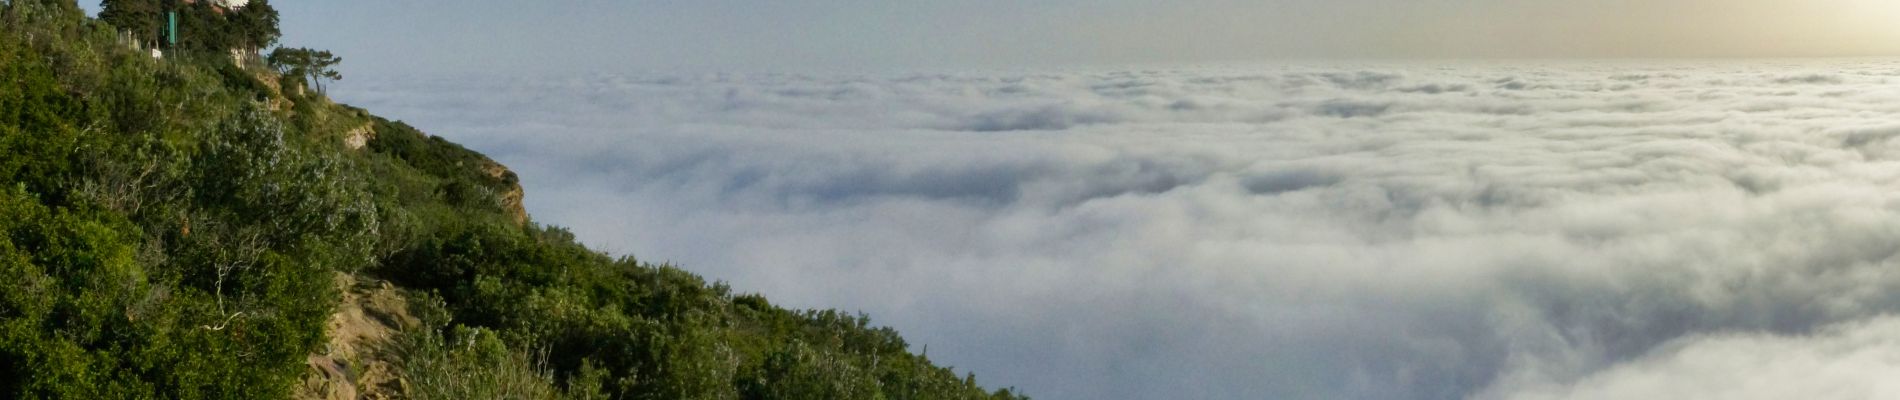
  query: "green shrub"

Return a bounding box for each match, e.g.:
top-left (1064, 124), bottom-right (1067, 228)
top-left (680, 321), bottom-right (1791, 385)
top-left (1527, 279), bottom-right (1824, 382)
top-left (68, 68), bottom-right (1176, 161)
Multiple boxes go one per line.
top-left (388, 325), bottom-right (561, 400)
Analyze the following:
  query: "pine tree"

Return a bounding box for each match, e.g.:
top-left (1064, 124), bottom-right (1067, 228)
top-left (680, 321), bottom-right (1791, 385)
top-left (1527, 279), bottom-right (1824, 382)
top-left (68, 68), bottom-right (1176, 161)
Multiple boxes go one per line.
top-left (267, 47), bottom-right (341, 94)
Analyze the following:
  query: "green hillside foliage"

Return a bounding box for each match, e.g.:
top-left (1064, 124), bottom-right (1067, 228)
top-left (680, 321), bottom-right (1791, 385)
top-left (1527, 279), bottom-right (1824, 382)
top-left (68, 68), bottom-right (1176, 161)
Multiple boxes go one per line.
top-left (0, 2), bottom-right (1025, 399)
top-left (99, 0), bottom-right (279, 53)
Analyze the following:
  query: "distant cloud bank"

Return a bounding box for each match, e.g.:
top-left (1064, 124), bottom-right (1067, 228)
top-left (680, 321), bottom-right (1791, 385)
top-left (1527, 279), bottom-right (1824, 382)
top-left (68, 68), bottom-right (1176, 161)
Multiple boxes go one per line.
top-left (336, 60), bottom-right (1900, 399)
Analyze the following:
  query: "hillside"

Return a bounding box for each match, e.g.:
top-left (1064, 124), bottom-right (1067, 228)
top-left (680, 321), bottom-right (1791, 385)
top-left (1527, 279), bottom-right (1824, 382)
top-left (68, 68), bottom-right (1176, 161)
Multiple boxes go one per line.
top-left (0, 2), bottom-right (1023, 399)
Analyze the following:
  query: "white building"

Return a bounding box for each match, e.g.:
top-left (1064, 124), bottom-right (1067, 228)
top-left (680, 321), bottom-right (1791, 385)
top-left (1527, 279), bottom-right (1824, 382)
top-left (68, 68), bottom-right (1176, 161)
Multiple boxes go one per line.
top-left (212, 0), bottom-right (248, 9)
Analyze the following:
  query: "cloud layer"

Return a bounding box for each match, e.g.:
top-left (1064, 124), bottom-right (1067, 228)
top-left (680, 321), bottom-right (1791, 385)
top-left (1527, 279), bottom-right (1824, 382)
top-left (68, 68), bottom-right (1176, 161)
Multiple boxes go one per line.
top-left (337, 60), bottom-right (1900, 399)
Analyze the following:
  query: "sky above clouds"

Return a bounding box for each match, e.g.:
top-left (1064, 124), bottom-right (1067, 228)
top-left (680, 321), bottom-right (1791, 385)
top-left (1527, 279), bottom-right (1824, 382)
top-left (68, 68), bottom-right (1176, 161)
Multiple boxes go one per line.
top-left (82, 0), bottom-right (1900, 76)
top-left (335, 60), bottom-right (1900, 399)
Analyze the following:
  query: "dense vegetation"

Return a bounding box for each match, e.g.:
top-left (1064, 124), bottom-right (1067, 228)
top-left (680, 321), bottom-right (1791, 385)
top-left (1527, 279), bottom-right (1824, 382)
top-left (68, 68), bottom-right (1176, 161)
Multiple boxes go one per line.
top-left (0, 2), bottom-right (1025, 398)
top-left (99, 0), bottom-right (278, 53)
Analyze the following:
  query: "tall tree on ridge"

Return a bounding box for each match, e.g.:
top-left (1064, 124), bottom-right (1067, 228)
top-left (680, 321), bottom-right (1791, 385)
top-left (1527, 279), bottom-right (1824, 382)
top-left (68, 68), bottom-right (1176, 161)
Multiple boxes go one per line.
top-left (228, 0), bottom-right (276, 50)
top-left (98, 0), bottom-right (162, 45)
top-left (267, 47), bottom-right (341, 94)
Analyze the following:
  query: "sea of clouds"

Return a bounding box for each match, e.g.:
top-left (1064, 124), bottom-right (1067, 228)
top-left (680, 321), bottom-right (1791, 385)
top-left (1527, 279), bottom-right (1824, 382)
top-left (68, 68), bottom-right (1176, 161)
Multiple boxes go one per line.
top-left (335, 59), bottom-right (1900, 399)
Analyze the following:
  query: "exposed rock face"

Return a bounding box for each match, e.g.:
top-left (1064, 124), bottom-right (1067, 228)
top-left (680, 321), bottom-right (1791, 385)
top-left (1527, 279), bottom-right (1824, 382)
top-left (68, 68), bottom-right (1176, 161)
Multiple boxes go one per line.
top-left (480, 159), bottom-right (528, 226)
top-left (296, 274), bottom-right (416, 400)
top-left (342, 123), bottom-right (375, 150)
top-left (500, 186), bottom-right (527, 226)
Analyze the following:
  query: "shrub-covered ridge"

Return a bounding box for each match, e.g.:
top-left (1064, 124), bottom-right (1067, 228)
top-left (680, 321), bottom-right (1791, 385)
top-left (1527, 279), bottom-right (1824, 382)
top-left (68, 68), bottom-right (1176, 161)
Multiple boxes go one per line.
top-left (0, 2), bottom-right (1025, 398)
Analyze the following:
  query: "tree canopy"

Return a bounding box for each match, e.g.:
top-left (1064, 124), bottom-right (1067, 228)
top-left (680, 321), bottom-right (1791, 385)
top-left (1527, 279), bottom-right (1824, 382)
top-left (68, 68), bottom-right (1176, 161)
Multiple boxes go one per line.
top-left (99, 0), bottom-right (277, 51)
top-left (267, 47), bottom-right (340, 94)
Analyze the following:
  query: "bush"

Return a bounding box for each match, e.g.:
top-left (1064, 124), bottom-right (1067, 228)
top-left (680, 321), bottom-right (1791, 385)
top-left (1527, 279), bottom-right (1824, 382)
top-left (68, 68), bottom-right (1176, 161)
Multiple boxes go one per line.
top-left (388, 325), bottom-right (561, 400)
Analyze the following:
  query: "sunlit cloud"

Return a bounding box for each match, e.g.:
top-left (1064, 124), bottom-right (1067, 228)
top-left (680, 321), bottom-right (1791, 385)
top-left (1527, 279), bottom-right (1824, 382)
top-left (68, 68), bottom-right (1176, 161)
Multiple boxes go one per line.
top-left (336, 59), bottom-right (1900, 399)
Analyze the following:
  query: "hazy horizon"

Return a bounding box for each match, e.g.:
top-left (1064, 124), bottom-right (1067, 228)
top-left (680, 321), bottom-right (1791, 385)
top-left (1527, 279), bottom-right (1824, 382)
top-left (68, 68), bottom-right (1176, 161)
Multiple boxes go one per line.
top-left (80, 1), bottom-right (1900, 77)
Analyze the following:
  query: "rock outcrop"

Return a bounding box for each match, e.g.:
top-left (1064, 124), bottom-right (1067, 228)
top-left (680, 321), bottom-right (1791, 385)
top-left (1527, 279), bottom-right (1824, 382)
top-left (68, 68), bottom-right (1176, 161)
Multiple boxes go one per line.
top-left (479, 159), bottom-right (527, 226)
top-left (296, 274), bottom-right (417, 400)
top-left (342, 123), bottom-right (375, 150)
